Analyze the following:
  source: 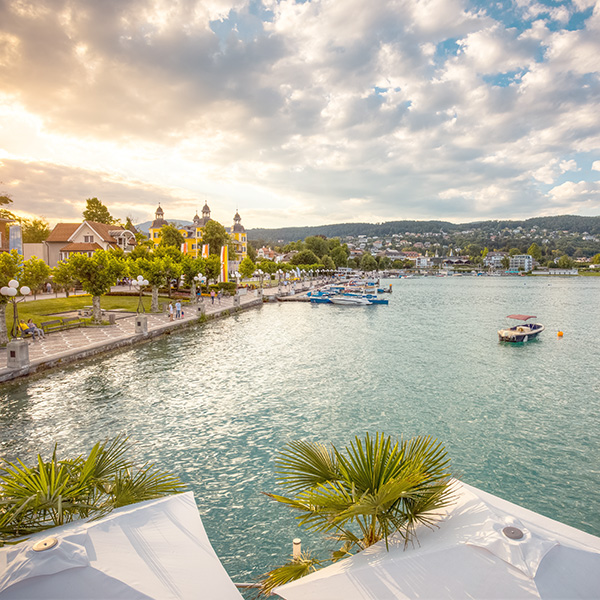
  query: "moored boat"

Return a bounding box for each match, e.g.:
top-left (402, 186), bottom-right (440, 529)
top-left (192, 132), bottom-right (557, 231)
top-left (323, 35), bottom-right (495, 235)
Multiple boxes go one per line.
top-left (498, 314), bottom-right (544, 343)
top-left (330, 296), bottom-right (372, 306)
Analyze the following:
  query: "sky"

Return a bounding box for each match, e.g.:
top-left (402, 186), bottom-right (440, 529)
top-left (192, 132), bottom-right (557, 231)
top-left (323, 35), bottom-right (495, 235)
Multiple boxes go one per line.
top-left (1, 0), bottom-right (599, 229)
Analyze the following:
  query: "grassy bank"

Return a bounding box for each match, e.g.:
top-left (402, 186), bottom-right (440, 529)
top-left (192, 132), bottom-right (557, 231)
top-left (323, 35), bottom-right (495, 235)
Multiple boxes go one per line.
top-left (4, 294), bottom-right (173, 331)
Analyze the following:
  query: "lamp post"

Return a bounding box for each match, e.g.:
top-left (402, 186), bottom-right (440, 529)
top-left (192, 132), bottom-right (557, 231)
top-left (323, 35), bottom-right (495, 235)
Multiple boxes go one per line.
top-left (131, 276), bottom-right (149, 314)
top-left (256, 269), bottom-right (264, 288)
top-left (1, 279), bottom-right (31, 339)
top-left (194, 274), bottom-right (205, 303)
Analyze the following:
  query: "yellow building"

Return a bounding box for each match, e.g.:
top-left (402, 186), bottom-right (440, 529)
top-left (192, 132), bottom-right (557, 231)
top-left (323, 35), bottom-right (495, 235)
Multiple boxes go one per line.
top-left (148, 203), bottom-right (247, 263)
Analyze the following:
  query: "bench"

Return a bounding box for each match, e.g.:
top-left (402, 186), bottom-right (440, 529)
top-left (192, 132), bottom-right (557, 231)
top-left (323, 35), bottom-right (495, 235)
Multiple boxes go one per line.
top-left (41, 320), bottom-right (64, 334)
top-left (61, 316), bottom-right (85, 329)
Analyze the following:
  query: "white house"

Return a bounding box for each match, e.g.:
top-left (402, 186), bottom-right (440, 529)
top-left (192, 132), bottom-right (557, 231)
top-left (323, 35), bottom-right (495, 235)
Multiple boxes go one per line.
top-left (509, 254), bottom-right (533, 272)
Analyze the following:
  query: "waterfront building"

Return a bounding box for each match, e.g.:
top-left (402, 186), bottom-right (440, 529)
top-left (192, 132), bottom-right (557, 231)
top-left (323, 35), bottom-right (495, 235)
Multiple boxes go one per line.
top-left (509, 254), bottom-right (533, 271)
top-left (484, 251), bottom-right (509, 269)
top-left (149, 204), bottom-right (248, 265)
top-left (44, 221), bottom-right (136, 267)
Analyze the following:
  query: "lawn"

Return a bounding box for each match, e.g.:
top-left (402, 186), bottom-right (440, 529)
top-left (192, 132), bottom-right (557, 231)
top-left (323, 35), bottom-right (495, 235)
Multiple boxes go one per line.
top-left (4, 294), bottom-right (175, 331)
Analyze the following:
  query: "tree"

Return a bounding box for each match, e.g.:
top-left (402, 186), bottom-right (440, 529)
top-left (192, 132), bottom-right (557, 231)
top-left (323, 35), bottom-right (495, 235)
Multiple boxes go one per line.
top-left (204, 255), bottom-right (221, 284)
top-left (557, 254), bottom-right (574, 269)
top-left (290, 250), bottom-right (319, 265)
top-left (509, 248), bottom-right (520, 257)
top-left (0, 193), bottom-right (16, 220)
top-left (501, 256), bottom-right (510, 269)
top-left (136, 257), bottom-right (169, 312)
top-left (591, 253), bottom-right (600, 265)
top-left (331, 246), bottom-right (348, 268)
top-left (69, 251), bottom-right (126, 322)
top-left (202, 220), bottom-right (230, 256)
top-left (321, 255), bottom-right (336, 270)
top-left (247, 243), bottom-right (257, 262)
top-left (159, 224), bottom-right (185, 248)
top-left (239, 256), bottom-right (256, 279)
top-left (377, 255), bottom-right (391, 270)
top-left (305, 236), bottom-right (329, 258)
top-left (51, 260), bottom-right (78, 298)
top-left (180, 255), bottom-right (205, 300)
top-left (0, 436), bottom-right (184, 544)
top-left (82, 198), bottom-right (115, 224)
top-left (21, 218), bottom-right (50, 243)
top-left (21, 256), bottom-right (51, 299)
top-left (261, 433), bottom-right (454, 594)
top-left (527, 243), bottom-right (542, 262)
top-left (0, 250), bottom-right (23, 346)
top-left (360, 253), bottom-right (378, 271)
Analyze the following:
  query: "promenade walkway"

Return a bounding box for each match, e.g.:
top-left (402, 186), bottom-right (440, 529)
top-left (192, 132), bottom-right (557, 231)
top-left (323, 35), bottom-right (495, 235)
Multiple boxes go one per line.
top-left (0, 282), bottom-right (322, 384)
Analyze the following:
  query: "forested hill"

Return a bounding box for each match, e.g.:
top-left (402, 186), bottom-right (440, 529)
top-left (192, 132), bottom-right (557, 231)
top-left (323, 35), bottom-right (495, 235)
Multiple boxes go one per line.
top-left (248, 215), bottom-right (600, 242)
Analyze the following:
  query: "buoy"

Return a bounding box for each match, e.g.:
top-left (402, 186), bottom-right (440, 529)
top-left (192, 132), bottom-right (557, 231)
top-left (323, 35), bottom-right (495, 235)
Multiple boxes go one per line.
top-left (557, 331), bottom-right (564, 337)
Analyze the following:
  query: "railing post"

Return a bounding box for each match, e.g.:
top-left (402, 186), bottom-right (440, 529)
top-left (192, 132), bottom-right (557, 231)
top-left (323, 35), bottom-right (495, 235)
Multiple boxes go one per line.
top-left (293, 538), bottom-right (301, 559)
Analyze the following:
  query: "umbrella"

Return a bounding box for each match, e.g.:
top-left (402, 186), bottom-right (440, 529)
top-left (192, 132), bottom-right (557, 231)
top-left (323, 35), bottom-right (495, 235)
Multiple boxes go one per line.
top-left (0, 492), bottom-right (242, 599)
top-left (274, 482), bottom-right (600, 599)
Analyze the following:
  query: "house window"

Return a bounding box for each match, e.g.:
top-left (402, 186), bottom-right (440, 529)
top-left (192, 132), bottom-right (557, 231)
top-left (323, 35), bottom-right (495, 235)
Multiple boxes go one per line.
top-left (84, 235), bottom-right (94, 243)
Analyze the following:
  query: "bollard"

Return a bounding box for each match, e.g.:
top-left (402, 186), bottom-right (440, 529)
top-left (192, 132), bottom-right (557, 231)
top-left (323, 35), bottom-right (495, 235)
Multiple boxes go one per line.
top-left (293, 538), bottom-right (301, 560)
top-left (197, 304), bottom-right (206, 316)
top-left (108, 313), bottom-right (117, 325)
top-left (6, 339), bottom-right (29, 369)
top-left (233, 294), bottom-right (240, 308)
top-left (135, 314), bottom-right (148, 334)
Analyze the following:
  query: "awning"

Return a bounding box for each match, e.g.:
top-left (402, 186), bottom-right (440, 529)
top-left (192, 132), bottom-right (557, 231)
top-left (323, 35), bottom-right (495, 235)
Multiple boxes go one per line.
top-left (506, 314), bottom-right (537, 320)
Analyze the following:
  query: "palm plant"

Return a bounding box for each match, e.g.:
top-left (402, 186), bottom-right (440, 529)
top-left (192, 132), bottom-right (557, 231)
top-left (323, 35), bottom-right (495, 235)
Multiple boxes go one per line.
top-left (0, 436), bottom-right (185, 545)
top-left (261, 432), bottom-right (455, 594)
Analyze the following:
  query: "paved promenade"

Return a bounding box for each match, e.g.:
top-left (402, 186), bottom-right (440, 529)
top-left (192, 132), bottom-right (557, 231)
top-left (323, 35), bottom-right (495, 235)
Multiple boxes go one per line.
top-left (0, 282), bottom-right (323, 384)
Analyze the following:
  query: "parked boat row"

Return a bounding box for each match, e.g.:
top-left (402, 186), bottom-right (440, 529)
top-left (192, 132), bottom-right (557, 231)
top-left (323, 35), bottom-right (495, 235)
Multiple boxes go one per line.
top-left (307, 284), bottom-right (391, 306)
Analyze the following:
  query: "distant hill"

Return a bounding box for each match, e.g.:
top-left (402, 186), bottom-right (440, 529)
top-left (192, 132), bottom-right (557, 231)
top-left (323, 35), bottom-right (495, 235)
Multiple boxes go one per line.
top-left (247, 215), bottom-right (600, 243)
top-left (135, 220), bottom-right (193, 236)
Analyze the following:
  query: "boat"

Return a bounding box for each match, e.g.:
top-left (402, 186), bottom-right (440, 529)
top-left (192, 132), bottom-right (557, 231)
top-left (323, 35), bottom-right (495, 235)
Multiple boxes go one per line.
top-left (330, 296), bottom-right (372, 306)
top-left (498, 314), bottom-right (545, 343)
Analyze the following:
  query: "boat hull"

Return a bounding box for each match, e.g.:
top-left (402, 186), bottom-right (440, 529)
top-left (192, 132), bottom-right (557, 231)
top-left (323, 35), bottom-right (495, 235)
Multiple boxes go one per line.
top-left (498, 323), bottom-right (544, 343)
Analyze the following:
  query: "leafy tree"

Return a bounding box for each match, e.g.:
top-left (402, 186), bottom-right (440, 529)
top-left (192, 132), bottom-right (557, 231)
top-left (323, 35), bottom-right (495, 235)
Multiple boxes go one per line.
top-left (202, 220), bottom-right (230, 256)
top-left (305, 236), bottom-right (329, 258)
top-left (258, 259), bottom-right (277, 275)
top-left (159, 223), bottom-right (185, 248)
top-left (557, 254), bottom-right (574, 269)
top-left (21, 256), bottom-right (51, 299)
top-left (0, 436), bottom-right (185, 543)
top-left (0, 193), bottom-right (16, 220)
top-left (69, 251), bottom-right (126, 322)
top-left (290, 250), bottom-right (319, 265)
top-left (261, 433), bottom-right (454, 594)
top-left (360, 253), bottom-right (378, 271)
top-left (501, 256), bottom-right (510, 269)
top-left (509, 247), bottom-right (520, 257)
top-left (204, 255), bottom-right (221, 284)
top-left (82, 198), bottom-right (116, 224)
top-left (21, 218), bottom-right (51, 243)
top-left (180, 255), bottom-right (205, 300)
top-left (135, 257), bottom-right (170, 312)
top-left (481, 247), bottom-right (489, 259)
top-left (239, 256), bottom-right (256, 279)
top-left (331, 246), bottom-right (348, 268)
top-left (377, 255), bottom-right (391, 270)
top-left (0, 250), bottom-right (23, 346)
top-left (125, 216), bottom-right (136, 232)
top-left (51, 260), bottom-right (78, 298)
top-left (247, 243), bottom-right (257, 262)
top-left (592, 253), bottom-right (600, 265)
top-left (527, 243), bottom-right (542, 261)
top-left (321, 255), bottom-right (336, 270)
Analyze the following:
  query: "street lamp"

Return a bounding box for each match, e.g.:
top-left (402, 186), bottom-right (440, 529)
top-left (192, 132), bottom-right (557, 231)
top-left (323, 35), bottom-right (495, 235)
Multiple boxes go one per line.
top-left (1, 279), bottom-right (31, 339)
top-left (131, 275), bottom-right (149, 313)
top-left (256, 269), bottom-right (264, 288)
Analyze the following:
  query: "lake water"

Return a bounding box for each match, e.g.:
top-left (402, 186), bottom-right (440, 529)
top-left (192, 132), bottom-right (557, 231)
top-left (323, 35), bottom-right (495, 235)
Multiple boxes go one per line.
top-left (1, 276), bottom-right (599, 583)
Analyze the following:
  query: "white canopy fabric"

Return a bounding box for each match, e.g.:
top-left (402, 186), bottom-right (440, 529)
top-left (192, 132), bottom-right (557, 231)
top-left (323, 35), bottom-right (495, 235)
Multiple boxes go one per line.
top-left (274, 482), bottom-right (600, 599)
top-left (0, 492), bottom-right (242, 600)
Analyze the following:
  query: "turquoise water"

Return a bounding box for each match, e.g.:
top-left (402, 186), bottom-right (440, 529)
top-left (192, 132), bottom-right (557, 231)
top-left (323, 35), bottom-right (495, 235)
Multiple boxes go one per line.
top-left (1, 276), bottom-right (599, 582)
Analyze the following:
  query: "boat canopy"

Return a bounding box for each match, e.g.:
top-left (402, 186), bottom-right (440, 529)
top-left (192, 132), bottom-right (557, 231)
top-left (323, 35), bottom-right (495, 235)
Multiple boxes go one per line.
top-left (506, 314), bottom-right (536, 320)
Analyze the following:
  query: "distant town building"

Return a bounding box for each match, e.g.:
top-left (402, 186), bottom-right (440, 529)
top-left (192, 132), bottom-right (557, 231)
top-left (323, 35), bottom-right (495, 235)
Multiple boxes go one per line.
top-left (484, 251), bottom-right (509, 269)
top-left (509, 254), bottom-right (533, 271)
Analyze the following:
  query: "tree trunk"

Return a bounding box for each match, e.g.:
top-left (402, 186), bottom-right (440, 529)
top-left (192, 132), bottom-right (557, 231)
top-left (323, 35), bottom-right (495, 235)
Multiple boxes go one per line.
top-left (92, 296), bottom-right (102, 324)
top-left (151, 286), bottom-right (159, 312)
top-left (0, 304), bottom-right (8, 346)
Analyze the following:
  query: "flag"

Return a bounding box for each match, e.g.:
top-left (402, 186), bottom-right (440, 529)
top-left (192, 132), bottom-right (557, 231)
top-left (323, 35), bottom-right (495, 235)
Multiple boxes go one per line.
top-left (220, 245), bottom-right (228, 282)
top-left (202, 244), bottom-right (209, 258)
top-left (181, 242), bottom-right (187, 254)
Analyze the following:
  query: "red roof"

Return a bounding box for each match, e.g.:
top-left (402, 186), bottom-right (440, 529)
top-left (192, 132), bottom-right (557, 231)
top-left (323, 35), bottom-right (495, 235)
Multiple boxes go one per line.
top-left (60, 242), bottom-right (103, 252)
top-left (46, 223), bottom-right (80, 242)
top-left (506, 314), bottom-right (536, 320)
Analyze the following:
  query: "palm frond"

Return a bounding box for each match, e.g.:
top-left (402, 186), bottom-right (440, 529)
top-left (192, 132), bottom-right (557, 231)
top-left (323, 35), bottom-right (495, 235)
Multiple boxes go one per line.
top-left (260, 551), bottom-right (322, 597)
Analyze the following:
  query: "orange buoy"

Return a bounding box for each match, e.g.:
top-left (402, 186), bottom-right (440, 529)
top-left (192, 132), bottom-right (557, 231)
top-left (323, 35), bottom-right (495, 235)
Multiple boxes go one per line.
top-left (557, 331), bottom-right (564, 337)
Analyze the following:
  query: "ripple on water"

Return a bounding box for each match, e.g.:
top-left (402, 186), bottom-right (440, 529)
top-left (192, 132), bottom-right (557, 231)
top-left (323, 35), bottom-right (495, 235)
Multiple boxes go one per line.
top-left (1, 277), bottom-right (599, 580)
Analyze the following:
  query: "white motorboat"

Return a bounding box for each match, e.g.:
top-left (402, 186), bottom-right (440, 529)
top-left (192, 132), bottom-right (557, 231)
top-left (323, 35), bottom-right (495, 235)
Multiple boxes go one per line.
top-left (330, 296), bottom-right (372, 306)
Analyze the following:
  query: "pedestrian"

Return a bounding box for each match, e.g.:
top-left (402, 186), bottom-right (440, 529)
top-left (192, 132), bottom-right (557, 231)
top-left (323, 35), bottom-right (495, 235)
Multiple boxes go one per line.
top-left (45, 282), bottom-right (52, 294)
top-left (168, 302), bottom-right (174, 321)
top-left (27, 319), bottom-right (45, 339)
top-left (175, 300), bottom-right (182, 319)
top-left (210, 289), bottom-right (215, 304)
top-left (217, 290), bottom-right (222, 305)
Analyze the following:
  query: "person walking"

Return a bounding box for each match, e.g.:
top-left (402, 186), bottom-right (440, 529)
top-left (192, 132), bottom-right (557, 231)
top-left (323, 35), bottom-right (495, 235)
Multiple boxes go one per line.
top-left (168, 302), bottom-right (174, 321)
top-left (175, 300), bottom-right (182, 319)
top-left (210, 289), bottom-right (215, 304)
top-left (217, 290), bottom-right (222, 305)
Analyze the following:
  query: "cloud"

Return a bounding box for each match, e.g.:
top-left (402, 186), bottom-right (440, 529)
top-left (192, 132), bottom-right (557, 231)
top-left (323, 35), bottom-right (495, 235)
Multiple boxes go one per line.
top-left (0, 0), bottom-right (599, 227)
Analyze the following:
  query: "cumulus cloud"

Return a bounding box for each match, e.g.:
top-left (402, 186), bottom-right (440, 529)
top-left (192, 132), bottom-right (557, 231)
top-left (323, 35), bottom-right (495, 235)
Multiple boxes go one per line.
top-left (0, 0), bottom-right (598, 227)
